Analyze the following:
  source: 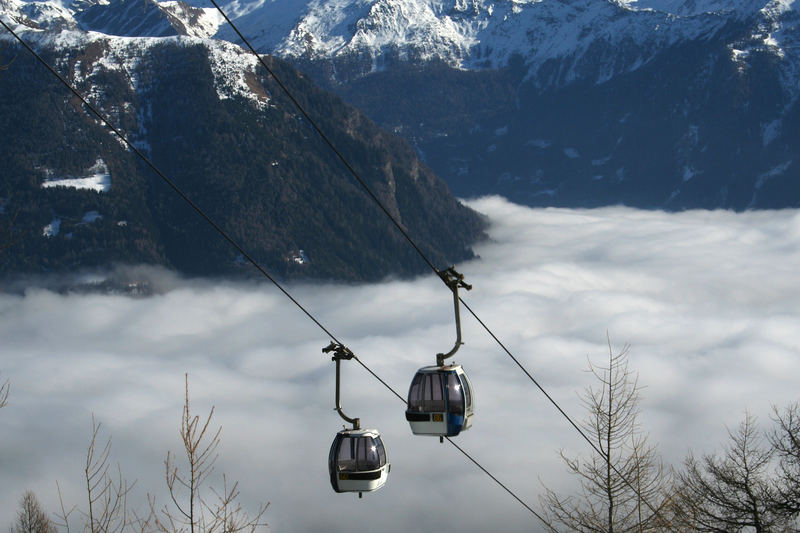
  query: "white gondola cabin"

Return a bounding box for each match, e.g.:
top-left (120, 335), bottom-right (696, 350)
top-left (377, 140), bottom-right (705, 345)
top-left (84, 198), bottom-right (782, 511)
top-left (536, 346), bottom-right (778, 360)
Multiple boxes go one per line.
top-left (406, 364), bottom-right (474, 437)
top-left (328, 428), bottom-right (390, 496)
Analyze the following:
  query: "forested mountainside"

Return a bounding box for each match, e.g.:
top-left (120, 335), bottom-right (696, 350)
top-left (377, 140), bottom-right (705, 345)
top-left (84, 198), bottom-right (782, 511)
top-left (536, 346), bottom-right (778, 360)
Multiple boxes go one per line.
top-left (6, 0), bottom-right (797, 220)
top-left (203, 0), bottom-right (800, 210)
top-left (0, 30), bottom-right (485, 281)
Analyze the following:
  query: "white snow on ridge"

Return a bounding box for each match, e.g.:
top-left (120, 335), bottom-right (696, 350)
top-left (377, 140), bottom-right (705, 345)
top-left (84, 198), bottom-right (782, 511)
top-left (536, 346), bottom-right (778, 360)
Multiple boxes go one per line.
top-left (276, 0), bottom-right (479, 66)
top-left (206, 39), bottom-right (270, 107)
top-left (4, 0), bottom-right (798, 102)
top-left (157, 1), bottom-right (225, 38)
top-left (21, 27), bottom-right (271, 109)
top-left (5, 0), bottom-right (78, 30)
top-left (231, 0), bottom-right (750, 85)
top-left (42, 158), bottom-right (111, 192)
top-left (757, 0), bottom-right (799, 59)
top-left (6, 0), bottom-right (797, 92)
top-left (209, 0), bottom-right (799, 89)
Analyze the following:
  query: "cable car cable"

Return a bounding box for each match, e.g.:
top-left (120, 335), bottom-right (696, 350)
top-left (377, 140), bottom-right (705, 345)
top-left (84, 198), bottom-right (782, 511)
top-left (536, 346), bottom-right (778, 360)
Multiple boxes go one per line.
top-left (458, 297), bottom-right (592, 459)
top-left (353, 353), bottom-right (550, 525)
top-left (445, 436), bottom-right (547, 523)
top-left (203, 8), bottom-right (674, 523)
top-left (0, 17), bottom-right (340, 347)
top-left (5, 15), bottom-right (675, 528)
top-left (207, 0), bottom-right (441, 277)
top-left (1, 21), bottom-right (544, 523)
top-left (202, 0), bottom-right (662, 475)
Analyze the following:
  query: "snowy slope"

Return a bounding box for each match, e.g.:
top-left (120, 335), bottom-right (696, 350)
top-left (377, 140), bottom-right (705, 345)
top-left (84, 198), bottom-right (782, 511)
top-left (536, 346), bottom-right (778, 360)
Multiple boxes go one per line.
top-left (0, 0), bottom-right (77, 30)
top-left (72, 0), bottom-right (224, 37)
top-left (157, 1), bottom-right (225, 38)
top-left (0, 11), bottom-right (268, 111)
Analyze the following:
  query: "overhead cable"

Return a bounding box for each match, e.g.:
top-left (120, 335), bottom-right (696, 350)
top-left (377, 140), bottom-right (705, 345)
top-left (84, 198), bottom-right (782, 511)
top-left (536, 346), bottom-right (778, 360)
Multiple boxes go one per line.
top-left (205, 5), bottom-right (677, 529)
top-left (0, 18), bottom-right (543, 525)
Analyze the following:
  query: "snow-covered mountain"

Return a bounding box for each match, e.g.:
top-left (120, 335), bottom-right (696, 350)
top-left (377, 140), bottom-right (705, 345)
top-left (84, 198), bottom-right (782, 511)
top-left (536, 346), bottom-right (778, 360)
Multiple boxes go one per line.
top-left (9, 0), bottom-right (797, 107)
top-left (205, 0), bottom-right (800, 209)
top-left (2, 0), bottom-right (799, 210)
top-left (7, 0), bottom-right (797, 100)
top-left (0, 0), bottom-right (225, 36)
top-left (209, 0), bottom-right (797, 87)
top-left (0, 0), bottom-right (485, 278)
top-left (76, 0), bottom-right (224, 38)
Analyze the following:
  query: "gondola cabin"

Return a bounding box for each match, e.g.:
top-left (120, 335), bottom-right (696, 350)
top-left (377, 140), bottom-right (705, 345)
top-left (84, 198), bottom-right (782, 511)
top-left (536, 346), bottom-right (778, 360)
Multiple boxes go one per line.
top-left (328, 428), bottom-right (390, 496)
top-left (406, 364), bottom-right (474, 437)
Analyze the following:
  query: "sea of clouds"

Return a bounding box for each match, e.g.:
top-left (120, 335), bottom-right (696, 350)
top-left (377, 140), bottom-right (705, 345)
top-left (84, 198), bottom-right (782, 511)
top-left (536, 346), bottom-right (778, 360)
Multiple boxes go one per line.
top-left (2, 196), bottom-right (799, 532)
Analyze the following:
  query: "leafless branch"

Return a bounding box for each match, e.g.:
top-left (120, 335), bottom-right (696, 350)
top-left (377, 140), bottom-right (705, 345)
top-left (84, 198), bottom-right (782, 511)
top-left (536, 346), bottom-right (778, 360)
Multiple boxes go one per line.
top-left (152, 374), bottom-right (269, 533)
top-left (540, 335), bottom-right (672, 533)
top-left (80, 415), bottom-right (137, 533)
top-left (0, 374), bottom-right (9, 409)
top-left (672, 412), bottom-right (784, 531)
top-left (53, 481), bottom-right (76, 533)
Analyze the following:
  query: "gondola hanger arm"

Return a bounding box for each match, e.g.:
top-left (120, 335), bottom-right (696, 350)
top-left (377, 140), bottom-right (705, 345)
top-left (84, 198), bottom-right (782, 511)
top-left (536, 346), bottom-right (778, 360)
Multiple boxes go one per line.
top-left (323, 342), bottom-right (360, 430)
top-left (435, 267), bottom-right (472, 367)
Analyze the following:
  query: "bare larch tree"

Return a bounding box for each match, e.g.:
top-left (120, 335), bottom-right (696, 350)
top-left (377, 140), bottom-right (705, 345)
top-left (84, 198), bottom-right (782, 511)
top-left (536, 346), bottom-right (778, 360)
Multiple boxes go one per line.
top-left (672, 412), bottom-right (785, 532)
top-left (148, 374), bottom-right (269, 533)
top-left (11, 490), bottom-right (57, 533)
top-left (540, 337), bottom-right (672, 533)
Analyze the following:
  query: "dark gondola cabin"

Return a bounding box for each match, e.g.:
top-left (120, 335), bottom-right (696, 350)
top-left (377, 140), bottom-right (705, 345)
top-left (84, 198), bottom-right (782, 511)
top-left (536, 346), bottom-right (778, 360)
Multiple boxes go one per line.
top-left (328, 428), bottom-right (390, 496)
top-left (406, 364), bottom-right (474, 437)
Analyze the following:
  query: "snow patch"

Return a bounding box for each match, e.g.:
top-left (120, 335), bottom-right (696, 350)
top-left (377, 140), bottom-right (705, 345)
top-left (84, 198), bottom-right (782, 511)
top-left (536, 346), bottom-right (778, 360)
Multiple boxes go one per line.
top-left (42, 218), bottom-right (61, 237)
top-left (755, 160), bottom-right (793, 189)
top-left (157, 2), bottom-right (225, 38)
top-left (525, 139), bottom-right (551, 149)
top-left (206, 40), bottom-right (271, 108)
top-left (286, 249), bottom-right (309, 265)
top-left (749, 160), bottom-right (794, 207)
top-left (34, 31), bottom-right (271, 113)
top-left (42, 159), bottom-right (111, 192)
top-left (81, 211), bottom-right (103, 223)
top-left (730, 47), bottom-right (750, 61)
top-left (592, 155), bottom-right (612, 166)
top-left (762, 119), bottom-right (781, 146)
